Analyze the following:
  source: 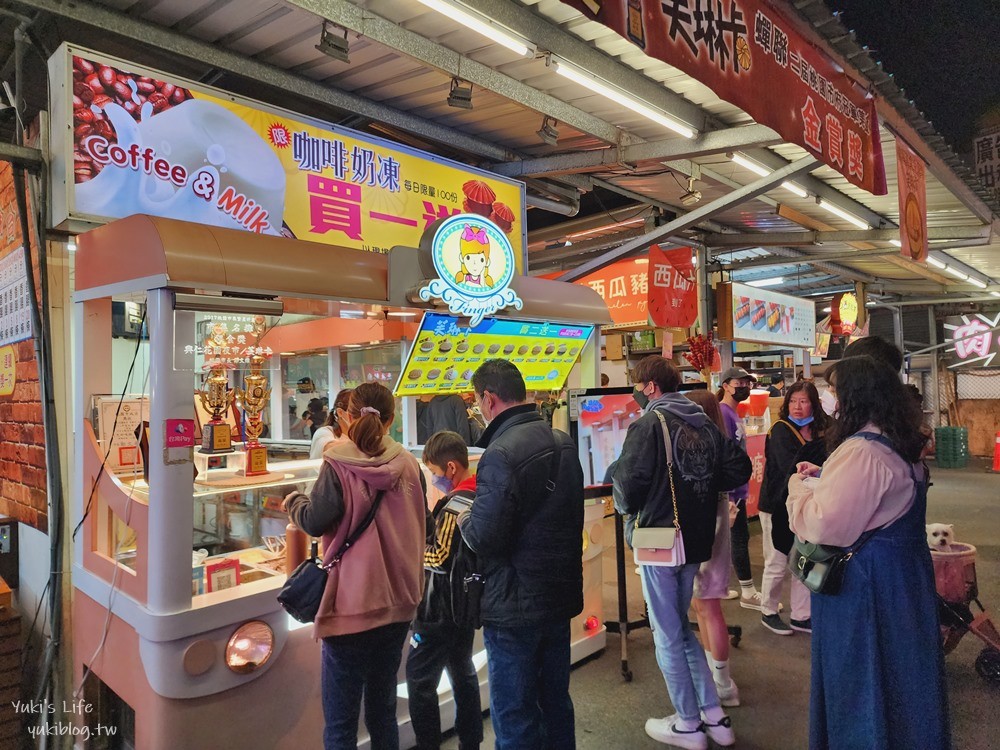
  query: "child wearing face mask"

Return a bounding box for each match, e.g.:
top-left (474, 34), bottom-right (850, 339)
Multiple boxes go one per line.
top-left (407, 430), bottom-right (483, 750)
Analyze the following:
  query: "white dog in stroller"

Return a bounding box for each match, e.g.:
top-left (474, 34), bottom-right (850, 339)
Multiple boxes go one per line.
top-left (926, 523), bottom-right (955, 553)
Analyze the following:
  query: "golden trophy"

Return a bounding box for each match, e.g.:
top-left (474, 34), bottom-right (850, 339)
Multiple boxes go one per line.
top-left (236, 355), bottom-right (271, 476)
top-left (198, 363), bottom-right (235, 454)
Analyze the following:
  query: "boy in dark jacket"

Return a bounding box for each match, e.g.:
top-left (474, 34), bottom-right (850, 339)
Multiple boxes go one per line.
top-left (406, 431), bottom-right (483, 750)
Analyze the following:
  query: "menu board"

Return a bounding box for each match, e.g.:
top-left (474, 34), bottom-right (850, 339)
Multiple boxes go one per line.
top-left (718, 282), bottom-right (816, 349)
top-left (394, 313), bottom-right (594, 396)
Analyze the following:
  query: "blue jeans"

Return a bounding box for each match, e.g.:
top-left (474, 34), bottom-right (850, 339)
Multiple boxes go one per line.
top-left (321, 621), bottom-right (410, 750)
top-left (482, 620), bottom-right (576, 750)
top-left (641, 564), bottom-right (721, 722)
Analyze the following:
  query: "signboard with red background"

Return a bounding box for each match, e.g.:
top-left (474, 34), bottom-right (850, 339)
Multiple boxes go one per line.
top-left (896, 138), bottom-right (928, 262)
top-left (560, 0), bottom-right (887, 195)
top-left (541, 258), bottom-right (650, 328)
top-left (648, 244), bottom-right (697, 328)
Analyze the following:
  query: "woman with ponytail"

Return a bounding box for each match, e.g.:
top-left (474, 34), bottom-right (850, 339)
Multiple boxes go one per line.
top-left (285, 382), bottom-right (429, 750)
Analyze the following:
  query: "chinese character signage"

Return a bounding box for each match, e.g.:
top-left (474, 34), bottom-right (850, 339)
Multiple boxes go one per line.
top-left (944, 313), bottom-right (1000, 369)
top-left (973, 127), bottom-right (1000, 205)
top-left (717, 281), bottom-right (816, 348)
top-left (896, 139), bottom-right (927, 262)
top-left (394, 312), bottom-right (593, 397)
top-left (648, 245), bottom-right (698, 328)
top-left (0, 247), bottom-right (33, 347)
top-left (560, 0), bottom-right (887, 195)
top-left (560, 257), bottom-right (650, 329)
top-left (49, 44), bottom-right (527, 268)
top-left (419, 215), bottom-right (523, 327)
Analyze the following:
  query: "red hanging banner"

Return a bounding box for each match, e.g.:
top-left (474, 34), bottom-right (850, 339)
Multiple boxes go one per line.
top-left (896, 138), bottom-right (928, 262)
top-left (648, 245), bottom-right (698, 328)
top-left (559, 0), bottom-right (887, 195)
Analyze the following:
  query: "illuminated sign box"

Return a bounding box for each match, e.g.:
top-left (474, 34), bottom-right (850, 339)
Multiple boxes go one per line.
top-left (716, 282), bottom-right (816, 349)
top-left (394, 313), bottom-right (594, 397)
top-left (48, 44), bottom-right (527, 270)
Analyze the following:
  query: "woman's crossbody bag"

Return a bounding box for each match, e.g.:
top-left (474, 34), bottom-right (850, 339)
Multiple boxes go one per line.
top-left (631, 410), bottom-right (686, 567)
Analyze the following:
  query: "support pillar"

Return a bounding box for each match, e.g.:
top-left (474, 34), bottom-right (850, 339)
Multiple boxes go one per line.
top-left (928, 306), bottom-right (939, 428)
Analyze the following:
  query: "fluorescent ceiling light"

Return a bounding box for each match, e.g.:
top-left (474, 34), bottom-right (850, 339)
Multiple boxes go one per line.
top-left (990, 292), bottom-right (1000, 298)
top-left (781, 182), bottom-right (809, 198)
top-left (927, 256), bottom-right (946, 269)
top-left (551, 59), bottom-right (696, 138)
top-left (342, 343), bottom-right (361, 348)
top-left (746, 276), bottom-right (784, 288)
top-left (730, 153), bottom-right (769, 177)
top-left (889, 239), bottom-right (902, 247)
top-left (817, 199), bottom-right (870, 229)
top-left (967, 277), bottom-right (988, 289)
top-left (945, 266), bottom-right (969, 281)
top-left (822, 306), bottom-right (832, 313)
top-left (729, 154), bottom-right (808, 198)
top-left (386, 311), bottom-right (418, 318)
top-left (419, 0), bottom-right (535, 57)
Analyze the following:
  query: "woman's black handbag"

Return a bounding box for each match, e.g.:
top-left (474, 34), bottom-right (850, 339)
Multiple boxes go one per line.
top-left (278, 490), bottom-right (386, 623)
top-left (788, 530), bottom-right (876, 596)
top-left (278, 557), bottom-right (329, 624)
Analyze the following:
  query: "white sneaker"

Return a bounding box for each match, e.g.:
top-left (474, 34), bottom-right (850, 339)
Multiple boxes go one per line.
top-left (739, 590), bottom-right (763, 611)
top-left (644, 715), bottom-right (708, 749)
top-left (700, 713), bottom-right (736, 747)
top-left (716, 679), bottom-right (740, 708)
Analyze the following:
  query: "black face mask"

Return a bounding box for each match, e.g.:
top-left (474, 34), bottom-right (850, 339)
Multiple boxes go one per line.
top-left (732, 386), bottom-right (751, 402)
top-left (633, 386), bottom-right (649, 409)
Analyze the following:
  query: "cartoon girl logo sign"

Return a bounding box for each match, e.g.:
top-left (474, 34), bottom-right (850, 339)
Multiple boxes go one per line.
top-left (420, 214), bottom-right (522, 327)
top-left (455, 225), bottom-right (495, 290)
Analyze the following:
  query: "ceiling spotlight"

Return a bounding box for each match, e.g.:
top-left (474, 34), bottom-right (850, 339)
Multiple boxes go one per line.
top-left (447, 78), bottom-right (473, 110)
top-left (315, 22), bottom-right (350, 64)
top-left (536, 116), bottom-right (559, 146)
top-left (680, 177), bottom-right (702, 207)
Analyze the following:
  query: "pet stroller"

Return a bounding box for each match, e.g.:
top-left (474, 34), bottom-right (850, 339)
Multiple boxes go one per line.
top-left (933, 542), bottom-right (1000, 683)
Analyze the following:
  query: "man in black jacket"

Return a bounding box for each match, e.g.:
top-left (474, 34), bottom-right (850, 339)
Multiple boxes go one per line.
top-left (458, 359), bottom-right (583, 750)
top-left (614, 357), bottom-right (751, 750)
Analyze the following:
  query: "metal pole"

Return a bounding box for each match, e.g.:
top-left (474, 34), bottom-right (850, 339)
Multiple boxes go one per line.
top-left (927, 306), bottom-right (939, 429)
top-left (891, 307), bottom-right (904, 380)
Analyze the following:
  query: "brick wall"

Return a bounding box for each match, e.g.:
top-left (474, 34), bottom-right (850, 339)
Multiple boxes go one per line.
top-left (0, 162), bottom-right (47, 533)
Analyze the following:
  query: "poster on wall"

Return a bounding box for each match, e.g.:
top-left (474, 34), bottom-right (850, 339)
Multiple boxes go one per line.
top-left (49, 44), bottom-right (527, 270)
top-left (717, 282), bottom-right (816, 348)
top-left (559, 0), bottom-right (886, 194)
top-left (0, 247), bottom-right (33, 347)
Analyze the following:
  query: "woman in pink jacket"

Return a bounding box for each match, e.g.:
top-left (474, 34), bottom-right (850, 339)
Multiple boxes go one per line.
top-left (285, 382), bottom-right (428, 750)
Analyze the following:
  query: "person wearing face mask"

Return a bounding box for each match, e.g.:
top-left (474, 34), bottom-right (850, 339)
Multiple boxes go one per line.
top-left (716, 367), bottom-right (761, 610)
top-left (757, 381), bottom-right (830, 636)
top-left (310, 388), bottom-right (354, 459)
top-left (407, 430), bottom-right (483, 750)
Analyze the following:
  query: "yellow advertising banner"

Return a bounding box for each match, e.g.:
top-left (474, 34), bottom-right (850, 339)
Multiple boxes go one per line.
top-left (50, 44), bottom-right (527, 270)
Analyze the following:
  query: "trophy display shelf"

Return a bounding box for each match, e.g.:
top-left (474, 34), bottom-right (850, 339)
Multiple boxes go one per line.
top-left (194, 445), bottom-right (289, 487)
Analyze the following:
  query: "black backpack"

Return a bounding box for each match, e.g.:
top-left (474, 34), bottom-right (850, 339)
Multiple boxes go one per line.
top-left (438, 490), bottom-right (483, 629)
